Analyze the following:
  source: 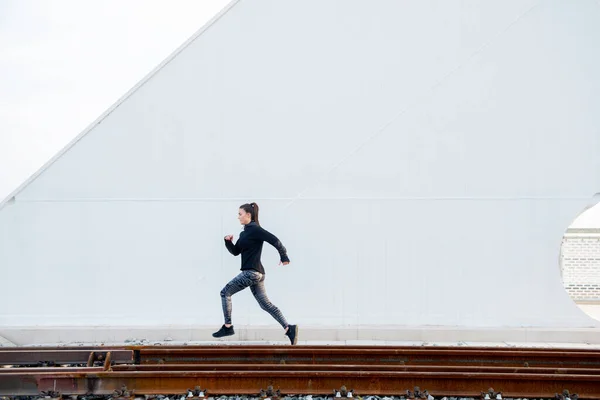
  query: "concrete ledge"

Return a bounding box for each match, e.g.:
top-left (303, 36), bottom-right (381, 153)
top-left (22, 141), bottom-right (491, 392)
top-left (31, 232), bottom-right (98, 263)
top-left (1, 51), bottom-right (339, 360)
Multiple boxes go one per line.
top-left (1, 325), bottom-right (600, 346)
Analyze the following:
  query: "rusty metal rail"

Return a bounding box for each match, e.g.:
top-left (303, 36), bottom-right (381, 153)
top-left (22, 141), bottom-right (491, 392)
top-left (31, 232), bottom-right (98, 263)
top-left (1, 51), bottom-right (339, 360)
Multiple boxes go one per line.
top-left (0, 349), bottom-right (133, 366)
top-left (112, 363), bottom-right (600, 374)
top-left (0, 346), bottom-right (599, 398)
top-left (137, 346), bottom-right (600, 369)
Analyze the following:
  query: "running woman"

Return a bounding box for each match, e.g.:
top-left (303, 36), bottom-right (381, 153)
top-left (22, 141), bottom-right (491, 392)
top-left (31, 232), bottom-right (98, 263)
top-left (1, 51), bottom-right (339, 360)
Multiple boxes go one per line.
top-left (212, 202), bottom-right (298, 345)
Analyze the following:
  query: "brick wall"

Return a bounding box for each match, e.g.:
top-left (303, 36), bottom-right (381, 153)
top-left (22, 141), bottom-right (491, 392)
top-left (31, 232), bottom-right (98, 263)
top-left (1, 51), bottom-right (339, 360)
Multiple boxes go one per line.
top-left (561, 230), bottom-right (600, 301)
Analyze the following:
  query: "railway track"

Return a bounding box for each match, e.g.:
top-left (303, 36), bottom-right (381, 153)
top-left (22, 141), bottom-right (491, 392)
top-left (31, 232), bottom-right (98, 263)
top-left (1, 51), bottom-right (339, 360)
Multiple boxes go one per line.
top-left (0, 345), bottom-right (598, 398)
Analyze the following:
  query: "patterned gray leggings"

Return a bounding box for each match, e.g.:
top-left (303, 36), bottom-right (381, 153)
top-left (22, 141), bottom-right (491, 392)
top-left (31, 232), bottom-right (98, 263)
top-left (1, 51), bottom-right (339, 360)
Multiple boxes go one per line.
top-left (220, 270), bottom-right (288, 328)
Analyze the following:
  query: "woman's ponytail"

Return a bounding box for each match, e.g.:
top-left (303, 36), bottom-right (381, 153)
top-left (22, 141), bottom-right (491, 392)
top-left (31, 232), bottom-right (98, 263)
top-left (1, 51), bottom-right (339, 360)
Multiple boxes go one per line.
top-left (251, 202), bottom-right (260, 226)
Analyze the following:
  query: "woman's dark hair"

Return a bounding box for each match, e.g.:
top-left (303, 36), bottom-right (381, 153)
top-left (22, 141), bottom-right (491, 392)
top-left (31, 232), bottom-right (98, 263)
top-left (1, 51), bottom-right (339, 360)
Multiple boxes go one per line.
top-left (240, 202), bottom-right (260, 226)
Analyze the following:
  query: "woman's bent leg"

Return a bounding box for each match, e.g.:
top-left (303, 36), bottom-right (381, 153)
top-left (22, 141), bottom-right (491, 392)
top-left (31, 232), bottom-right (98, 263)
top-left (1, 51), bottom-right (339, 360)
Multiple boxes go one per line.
top-left (220, 270), bottom-right (261, 324)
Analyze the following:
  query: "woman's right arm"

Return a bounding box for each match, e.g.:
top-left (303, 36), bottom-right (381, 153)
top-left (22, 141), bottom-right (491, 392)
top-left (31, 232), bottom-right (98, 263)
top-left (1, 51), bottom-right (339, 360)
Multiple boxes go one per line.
top-left (224, 236), bottom-right (241, 256)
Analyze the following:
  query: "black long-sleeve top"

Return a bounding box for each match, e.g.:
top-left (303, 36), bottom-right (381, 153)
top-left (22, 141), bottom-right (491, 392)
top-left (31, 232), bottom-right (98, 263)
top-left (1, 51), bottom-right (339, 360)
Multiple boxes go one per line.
top-left (224, 222), bottom-right (290, 274)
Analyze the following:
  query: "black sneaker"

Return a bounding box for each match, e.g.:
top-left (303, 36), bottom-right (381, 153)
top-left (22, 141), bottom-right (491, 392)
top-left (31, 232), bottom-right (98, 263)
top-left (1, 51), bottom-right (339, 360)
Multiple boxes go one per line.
top-left (212, 325), bottom-right (235, 338)
top-left (285, 324), bottom-right (298, 345)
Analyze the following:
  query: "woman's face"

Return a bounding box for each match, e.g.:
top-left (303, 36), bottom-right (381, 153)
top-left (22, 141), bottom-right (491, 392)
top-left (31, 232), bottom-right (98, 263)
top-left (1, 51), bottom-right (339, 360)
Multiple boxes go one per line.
top-left (238, 208), bottom-right (252, 225)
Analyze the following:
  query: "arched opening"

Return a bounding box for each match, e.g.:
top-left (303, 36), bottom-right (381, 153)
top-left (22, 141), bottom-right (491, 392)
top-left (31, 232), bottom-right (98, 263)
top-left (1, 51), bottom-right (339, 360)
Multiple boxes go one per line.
top-left (560, 195), bottom-right (600, 321)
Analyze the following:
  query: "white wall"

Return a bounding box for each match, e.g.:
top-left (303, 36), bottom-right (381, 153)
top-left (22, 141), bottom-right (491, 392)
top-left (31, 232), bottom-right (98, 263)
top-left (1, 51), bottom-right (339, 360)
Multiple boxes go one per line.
top-left (571, 203), bottom-right (600, 229)
top-left (1, 0), bottom-right (600, 329)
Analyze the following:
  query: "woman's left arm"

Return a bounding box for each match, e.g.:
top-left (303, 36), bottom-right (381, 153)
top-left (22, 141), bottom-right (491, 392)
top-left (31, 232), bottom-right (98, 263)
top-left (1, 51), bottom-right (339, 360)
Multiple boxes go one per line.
top-left (259, 228), bottom-right (290, 264)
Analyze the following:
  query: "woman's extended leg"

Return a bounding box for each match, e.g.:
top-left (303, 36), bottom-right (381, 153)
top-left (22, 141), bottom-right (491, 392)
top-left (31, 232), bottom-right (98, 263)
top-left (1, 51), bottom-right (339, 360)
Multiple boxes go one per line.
top-left (250, 276), bottom-right (298, 345)
top-left (250, 275), bottom-right (290, 328)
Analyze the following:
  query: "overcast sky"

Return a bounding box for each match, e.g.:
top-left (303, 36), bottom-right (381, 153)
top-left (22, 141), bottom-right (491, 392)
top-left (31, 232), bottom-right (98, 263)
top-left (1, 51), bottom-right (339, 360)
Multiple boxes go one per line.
top-left (0, 0), bottom-right (598, 227)
top-left (0, 0), bottom-right (229, 199)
